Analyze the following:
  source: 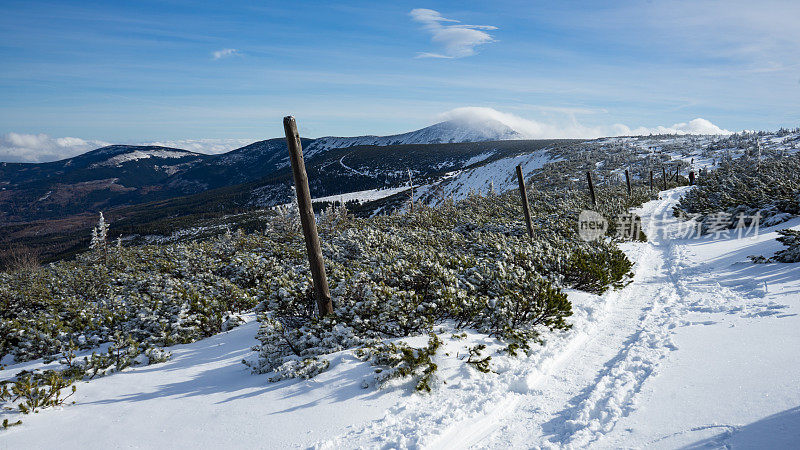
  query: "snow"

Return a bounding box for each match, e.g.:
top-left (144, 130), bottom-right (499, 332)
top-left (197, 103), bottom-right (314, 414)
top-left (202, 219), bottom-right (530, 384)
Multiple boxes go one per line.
top-left (90, 149), bottom-right (193, 168)
top-left (311, 186), bottom-right (410, 205)
top-left (461, 151), bottom-right (496, 168)
top-left (304, 119), bottom-right (524, 158)
top-left (36, 190), bottom-right (52, 202)
top-left (420, 150), bottom-right (556, 203)
top-left (2, 188), bottom-right (799, 448)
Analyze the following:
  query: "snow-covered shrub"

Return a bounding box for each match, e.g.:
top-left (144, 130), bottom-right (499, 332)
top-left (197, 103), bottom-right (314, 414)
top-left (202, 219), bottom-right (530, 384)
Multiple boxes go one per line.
top-left (773, 229), bottom-right (800, 262)
top-left (248, 187), bottom-right (644, 381)
top-left (0, 241), bottom-right (256, 363)
top-left (1, 370), bottom-right (76, 415)
top-left (751, 229), bottom-right (800, 263)
top-left (356, 334), bottom-right (442, 392)
top-left (563, 248), bottom-right (633, 294)
top-left (1, 180), bottom-right (645, 389)
top-left (676, 153), bottom-right (800, 229)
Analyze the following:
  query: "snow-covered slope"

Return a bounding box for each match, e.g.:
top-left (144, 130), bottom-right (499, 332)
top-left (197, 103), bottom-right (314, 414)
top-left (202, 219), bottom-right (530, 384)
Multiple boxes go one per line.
top-left (89, 149), bottom-right (199, 168)
top-left (305, 118), bottom-right (526, 158)
top-left (418, 150), bottom-right (557, 203)
top-left (3, 188), bottom-right (799, 448)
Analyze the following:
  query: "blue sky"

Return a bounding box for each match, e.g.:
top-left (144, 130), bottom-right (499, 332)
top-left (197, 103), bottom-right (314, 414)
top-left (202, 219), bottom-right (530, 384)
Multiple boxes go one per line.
top-left (1, 0), bottom-right (798, 161)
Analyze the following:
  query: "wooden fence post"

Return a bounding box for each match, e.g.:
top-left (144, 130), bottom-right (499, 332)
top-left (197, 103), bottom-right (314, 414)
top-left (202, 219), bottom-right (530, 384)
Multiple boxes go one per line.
top-left (516, 165), bottom-right (534, 238)
top-left (586, 171), bottom-right (597, 207)
top-left (675, 165), bottom-right (680, 184)
top-left (649, 170), bottom-right (653, 192)
top-left (283, 116), bottom-right (333, 317)
top-left (662, 166), bottom-right (668, 190)
top-left (624, 169), bottom-right (632, 196)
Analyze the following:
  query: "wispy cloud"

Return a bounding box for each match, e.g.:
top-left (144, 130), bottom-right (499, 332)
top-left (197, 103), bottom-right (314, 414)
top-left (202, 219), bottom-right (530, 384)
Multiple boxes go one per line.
top-left (410, 9), bottom-right (497, 59)
top-left (212, 48), bottom-right (239, 60)
top-left (0, 133), bottom-right (109, 163)
top-left (438, 107), bottom-right (732, 139)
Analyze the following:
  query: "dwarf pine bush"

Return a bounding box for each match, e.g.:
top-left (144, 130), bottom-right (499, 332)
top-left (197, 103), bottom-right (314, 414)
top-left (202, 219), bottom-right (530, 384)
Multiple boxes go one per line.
top-left (751, 229), bottom-right (800, 263)
top-left (1, 180), bottom-right (644, 389)
top-left (676, 153), bottom-right (800, 229)
top-left (248, 187), bottom-right (644, 381)
top-left (773, 229), bottom-right (800, 262)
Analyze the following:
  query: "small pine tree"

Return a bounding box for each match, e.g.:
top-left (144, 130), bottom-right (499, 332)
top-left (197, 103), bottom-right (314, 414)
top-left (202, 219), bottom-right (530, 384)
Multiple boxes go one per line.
top-left (90, 212), bottom-right (109, 264)
top-left (97, 212), bottom-right (108, 244)
top-left (90, 227), bottom-right (99, 251)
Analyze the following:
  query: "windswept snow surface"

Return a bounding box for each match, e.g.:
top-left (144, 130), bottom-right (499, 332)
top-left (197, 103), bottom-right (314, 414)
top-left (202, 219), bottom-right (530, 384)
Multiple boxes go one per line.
top-left (2, 189), bottom-right (800, 449)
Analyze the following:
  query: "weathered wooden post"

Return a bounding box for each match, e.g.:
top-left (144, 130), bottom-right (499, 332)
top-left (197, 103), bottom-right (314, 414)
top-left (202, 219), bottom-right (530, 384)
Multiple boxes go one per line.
top-left (662, 166), bottom-right (668, 190)
top-left (649, 170), bottom-right (654, 192)
top-left (283, 116), bottom-right (333, 317)
top-left (624, 169), bottom-right (632, 197)
top-left (516, 165), bottom-right (534, 238)
top-left (675, 165), bottom-right (680, 184)
top-left (689, 170), bottom-right (695, 186)
top-left (586, 171), bottom-right (597, 208)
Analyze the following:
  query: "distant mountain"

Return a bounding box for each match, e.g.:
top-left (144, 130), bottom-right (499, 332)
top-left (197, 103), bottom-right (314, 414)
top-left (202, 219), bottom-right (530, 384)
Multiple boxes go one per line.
top-left (0, 118), bottom-right (529, 223)
top-left (0, 145), bottom-right (204, 186)
top-left (0, 145), bottom-right (207, 223)
top-left (305, 118), bottom-right (526, 157)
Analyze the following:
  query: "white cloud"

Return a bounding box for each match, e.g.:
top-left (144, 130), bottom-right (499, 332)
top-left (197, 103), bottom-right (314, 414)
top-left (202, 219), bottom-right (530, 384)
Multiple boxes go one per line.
top-left (212, 48), bottom-right (239, 60)
top-left (410, 9), bottom-right (497, 58)
top-left (0, 133), bottom-right (109, 163)
top-left (622, 118), bottom-right (732, 136)
top-left (438, 107), bottom-right (732, 139)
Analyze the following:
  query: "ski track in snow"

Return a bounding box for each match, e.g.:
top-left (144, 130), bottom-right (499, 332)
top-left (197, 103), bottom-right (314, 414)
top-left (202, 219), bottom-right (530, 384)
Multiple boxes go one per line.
top-left (317, 187), bottom-right (791, 449)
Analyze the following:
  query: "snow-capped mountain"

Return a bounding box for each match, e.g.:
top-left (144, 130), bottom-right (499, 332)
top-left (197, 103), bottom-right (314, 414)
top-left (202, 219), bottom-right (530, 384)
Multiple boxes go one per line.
top-left (305, 118), bottom-right (526, 157)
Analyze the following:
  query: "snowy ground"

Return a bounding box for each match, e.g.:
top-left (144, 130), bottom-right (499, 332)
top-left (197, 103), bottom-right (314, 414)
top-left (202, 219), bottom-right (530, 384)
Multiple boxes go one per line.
top-left (2, 188), bottom-right (799, 449)
top-left (419, 150), bottom-right (555, 204)
top-left (310, 186), bottom-right (410, 205)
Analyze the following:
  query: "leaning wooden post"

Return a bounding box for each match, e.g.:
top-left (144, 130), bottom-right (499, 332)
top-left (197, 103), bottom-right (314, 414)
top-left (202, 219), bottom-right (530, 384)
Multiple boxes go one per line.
top-left (516, 165), bottom-right (534, 238)
top-left (586, 171), bottom-right (597, 208)
top-left (624, 169), bottom-right (632, 197)
top-left (662, 166), bottom-right (668, 190)
top-left (283, 116), bottom-right (333, 317)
